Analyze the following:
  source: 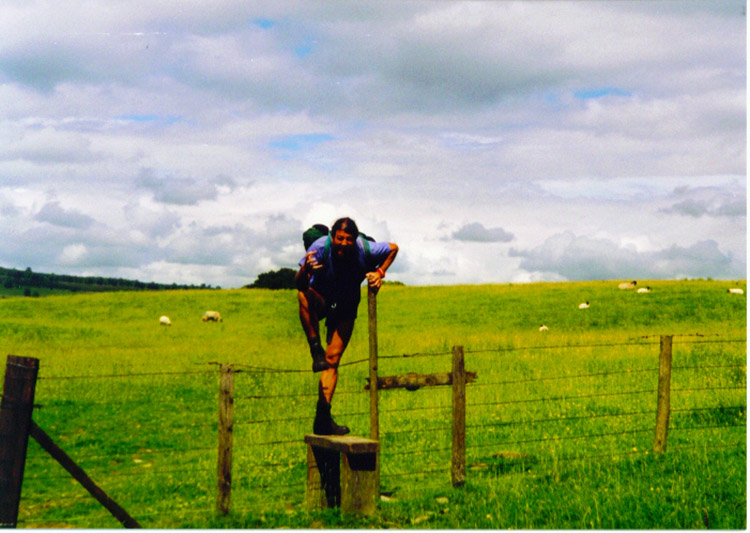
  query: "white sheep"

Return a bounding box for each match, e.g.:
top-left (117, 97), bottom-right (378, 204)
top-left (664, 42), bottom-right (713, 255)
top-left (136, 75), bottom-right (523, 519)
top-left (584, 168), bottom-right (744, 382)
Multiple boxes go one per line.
top-left (636, 287), bottom-right (652, 293)
top-left (618, 281), bottom-right (637, 290)
top-left (202, 310), bottom-right (223, 322)
top-left (578, 302), bottom-right (590, 309)
top-left (159, 316), bottom-right (172, 326)
top-left (727, 288), bottom-right (744, 295)
top-left (539, 324), bottom-right (549, 332)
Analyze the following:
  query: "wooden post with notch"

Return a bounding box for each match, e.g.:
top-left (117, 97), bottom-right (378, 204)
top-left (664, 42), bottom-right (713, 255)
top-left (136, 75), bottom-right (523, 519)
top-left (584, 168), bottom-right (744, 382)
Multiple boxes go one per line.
top-left (0, 356), bottom-right (39, 528)
top-left (653, 335), bottom-right (673, 454)
top-left (451, 345), bottom-right (466, 487)
top-left (217, 364), bottom-right (235, 514)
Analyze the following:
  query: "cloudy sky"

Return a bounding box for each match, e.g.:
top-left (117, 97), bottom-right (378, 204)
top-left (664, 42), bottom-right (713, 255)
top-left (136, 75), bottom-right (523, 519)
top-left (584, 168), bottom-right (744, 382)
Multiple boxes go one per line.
top-left (0, 1), bottom-right (746, 288)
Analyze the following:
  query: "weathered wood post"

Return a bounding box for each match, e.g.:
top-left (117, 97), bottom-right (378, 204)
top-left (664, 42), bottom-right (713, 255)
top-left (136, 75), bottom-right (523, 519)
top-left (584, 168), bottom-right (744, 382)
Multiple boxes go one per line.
top-left (367, 286), bottom-right (380, 498)
top-left (217, 364), bottom-right (235, 514)
top-left (368, 287), bottom-right (379, 441)
top-left (0, 355), bottom-right (39, 528)
top-left (451, 346), bottom-right (466, 487)
top-left (653, 335), bottom-right (673, 454)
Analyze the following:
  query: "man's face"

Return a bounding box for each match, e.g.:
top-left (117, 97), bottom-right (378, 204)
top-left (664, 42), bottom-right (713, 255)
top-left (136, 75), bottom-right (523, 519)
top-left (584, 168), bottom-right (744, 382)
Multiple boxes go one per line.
top-left (331, 229), bottom-right (356, 260)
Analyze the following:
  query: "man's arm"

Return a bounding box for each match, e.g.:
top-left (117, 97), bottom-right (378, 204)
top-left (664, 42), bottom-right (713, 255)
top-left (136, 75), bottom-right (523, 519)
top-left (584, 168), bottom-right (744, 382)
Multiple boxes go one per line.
top-left (295, 264), bottom-right (310, 291)
top-left (296, 251), bottom-right (322, 291)
top-left (366, 242), bottom-right (398, 289)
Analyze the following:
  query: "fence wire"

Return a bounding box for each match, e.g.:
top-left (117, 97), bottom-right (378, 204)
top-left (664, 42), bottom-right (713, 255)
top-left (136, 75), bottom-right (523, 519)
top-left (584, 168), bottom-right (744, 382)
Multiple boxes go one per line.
top-left (11, 333), bottom-right (746, 528)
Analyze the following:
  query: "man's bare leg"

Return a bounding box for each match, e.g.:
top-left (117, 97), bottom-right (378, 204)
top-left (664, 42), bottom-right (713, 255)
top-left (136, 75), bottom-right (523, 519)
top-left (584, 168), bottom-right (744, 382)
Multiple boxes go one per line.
top-left (298, 289), bottom-right (329, 372)
top-left (314, 319), bottom-right (354, 435)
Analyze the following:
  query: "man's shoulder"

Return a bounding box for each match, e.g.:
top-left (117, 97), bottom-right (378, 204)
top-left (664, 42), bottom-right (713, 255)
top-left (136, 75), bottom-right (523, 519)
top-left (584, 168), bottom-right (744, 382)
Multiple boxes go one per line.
top-left (367, 240), bottom-right (392, 257)
top-left (308, 235), bottom-right (330, 253)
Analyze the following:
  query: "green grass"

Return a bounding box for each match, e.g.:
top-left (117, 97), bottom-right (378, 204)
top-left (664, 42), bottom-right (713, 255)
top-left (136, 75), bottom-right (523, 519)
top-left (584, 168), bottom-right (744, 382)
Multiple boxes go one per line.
top-left (0, 279), bottom-right (745, 529)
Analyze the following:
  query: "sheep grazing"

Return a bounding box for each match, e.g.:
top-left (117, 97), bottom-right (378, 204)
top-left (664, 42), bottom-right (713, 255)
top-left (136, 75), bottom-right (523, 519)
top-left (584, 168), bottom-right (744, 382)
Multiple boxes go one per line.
top-left (202, 310), bottom-right (223, 322)
top-left (636, 287), bottom-right (652, 293)
top-left (159, 316), bottom-right (172, 326)
top-left (618, 281), bottom-right (637, 290)
top-left (539, 324), bottom-right (549, 332)
top-left (727, 288), bottom-right (744, 295)
top-left (578, 302), bottom-right (590, 309)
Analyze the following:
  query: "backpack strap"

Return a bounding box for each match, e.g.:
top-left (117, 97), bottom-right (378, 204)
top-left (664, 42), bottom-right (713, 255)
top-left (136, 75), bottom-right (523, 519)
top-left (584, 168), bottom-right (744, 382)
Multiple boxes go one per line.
top-left (321, 234), bottom-right (370, 261)
top-left (359, 234), bottom-right (371, 256)
top-left (323, 234), bottom-right (332, 260)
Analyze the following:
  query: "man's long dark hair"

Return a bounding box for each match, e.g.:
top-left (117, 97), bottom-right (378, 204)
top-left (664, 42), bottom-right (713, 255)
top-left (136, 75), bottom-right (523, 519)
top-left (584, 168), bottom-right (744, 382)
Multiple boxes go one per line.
top-left (331, 217), bottom-right (359, 237)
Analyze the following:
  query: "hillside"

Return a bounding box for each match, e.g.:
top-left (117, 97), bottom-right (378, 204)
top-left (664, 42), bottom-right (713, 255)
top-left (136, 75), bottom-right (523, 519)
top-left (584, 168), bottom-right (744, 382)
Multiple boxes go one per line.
top-left (0, 279), bottom-right (744, 529)
top-left (0, 265), bottom-right (219, 297)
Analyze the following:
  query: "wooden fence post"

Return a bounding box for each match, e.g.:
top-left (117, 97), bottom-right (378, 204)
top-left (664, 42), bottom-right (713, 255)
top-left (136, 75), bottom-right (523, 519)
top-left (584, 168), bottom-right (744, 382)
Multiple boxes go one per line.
top-left (0, 355), bottom-right (39, 528)
top-left (217, 364), bottom-right (235, 515)
top-left (367, 287), bottom-right (380, 498)
top-left (451, 346), bottom-right (466, 487)
top-left (653, 335), bottom-right (673, 454)
top-left (368, 287), bottom-right (379, 441)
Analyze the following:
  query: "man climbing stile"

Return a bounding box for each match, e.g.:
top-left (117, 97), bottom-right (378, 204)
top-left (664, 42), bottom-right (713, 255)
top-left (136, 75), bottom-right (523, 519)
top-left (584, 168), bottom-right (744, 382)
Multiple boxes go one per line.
top-left (295, 217), bottom-right (398, 435)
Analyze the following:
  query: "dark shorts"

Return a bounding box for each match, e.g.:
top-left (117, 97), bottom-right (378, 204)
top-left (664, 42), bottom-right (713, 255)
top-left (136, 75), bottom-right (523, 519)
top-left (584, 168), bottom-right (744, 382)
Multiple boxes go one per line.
top-left (308, 285), bottom-right (360, 328)
top-left (325, 298), bottom-right (359, 328)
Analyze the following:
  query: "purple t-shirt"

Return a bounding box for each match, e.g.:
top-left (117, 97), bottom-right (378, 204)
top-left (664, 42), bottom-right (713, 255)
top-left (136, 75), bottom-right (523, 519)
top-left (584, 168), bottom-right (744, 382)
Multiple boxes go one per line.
top-left (299, 236), bottom-right (392, 306)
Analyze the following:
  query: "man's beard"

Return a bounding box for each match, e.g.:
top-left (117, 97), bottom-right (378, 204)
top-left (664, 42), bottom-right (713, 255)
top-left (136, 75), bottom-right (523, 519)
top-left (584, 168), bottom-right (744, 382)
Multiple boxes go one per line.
top-left (332, 244), bottom-right (357, 264)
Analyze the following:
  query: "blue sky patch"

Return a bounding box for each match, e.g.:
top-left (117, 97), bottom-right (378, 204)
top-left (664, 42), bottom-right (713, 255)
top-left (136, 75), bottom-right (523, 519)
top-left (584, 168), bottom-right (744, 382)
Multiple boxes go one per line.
top-left (117, 114), bottom-right (183, 125)
top-left (253, 18), bottom-right (275, 29)
top-left (574, 88), bottom-right (631, 100)
top-left (269, 133), bottom-right (334, 151)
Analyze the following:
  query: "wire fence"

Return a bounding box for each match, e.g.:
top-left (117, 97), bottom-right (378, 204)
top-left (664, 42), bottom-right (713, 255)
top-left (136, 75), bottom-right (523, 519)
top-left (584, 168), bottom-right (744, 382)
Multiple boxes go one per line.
top-left (12, 335), bottom-right (747, 527)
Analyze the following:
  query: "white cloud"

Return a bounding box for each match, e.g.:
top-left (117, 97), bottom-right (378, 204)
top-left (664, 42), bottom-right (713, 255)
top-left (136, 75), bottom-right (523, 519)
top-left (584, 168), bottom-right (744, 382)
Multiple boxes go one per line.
top-left (35, 201), bottom-right (95, 229)
top-left (509, 231), bottom-right (744, 281)
top-left (0, 1), bottom-right (744, 287)
top-left (452, 223), bottom-right (514, 243)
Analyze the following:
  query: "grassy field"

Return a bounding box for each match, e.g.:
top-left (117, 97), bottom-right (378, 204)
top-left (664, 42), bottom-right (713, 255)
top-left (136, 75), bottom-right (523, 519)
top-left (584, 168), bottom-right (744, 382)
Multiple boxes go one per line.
top-left (0, 279), bottom-right (745, 529)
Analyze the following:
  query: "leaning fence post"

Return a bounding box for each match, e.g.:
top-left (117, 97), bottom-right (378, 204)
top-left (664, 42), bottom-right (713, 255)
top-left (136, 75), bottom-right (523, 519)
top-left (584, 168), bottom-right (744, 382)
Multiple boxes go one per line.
top-left (0, 355), bottom-right (39, 528)
top-left (653, 335), bottom-right (673, 454)
top-left (451, 346), bottom-right (466, 487)
top-left (217, 364), bottom-right (235, 515)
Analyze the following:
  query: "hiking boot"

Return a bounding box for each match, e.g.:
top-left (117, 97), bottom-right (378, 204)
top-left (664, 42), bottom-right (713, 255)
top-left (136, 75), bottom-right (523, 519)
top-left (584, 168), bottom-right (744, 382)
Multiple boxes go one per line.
top-left (308, 337), bottom-right (329, 373)
top-left (313, 398), bottom-right (350, 436)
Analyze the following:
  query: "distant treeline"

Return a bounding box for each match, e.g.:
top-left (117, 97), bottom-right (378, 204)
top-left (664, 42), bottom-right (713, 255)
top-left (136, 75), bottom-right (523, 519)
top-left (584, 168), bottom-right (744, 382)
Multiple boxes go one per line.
top-left (245, 267), bottom-right (405, 290)
top-left (0, 266), bottom-right (219, 295)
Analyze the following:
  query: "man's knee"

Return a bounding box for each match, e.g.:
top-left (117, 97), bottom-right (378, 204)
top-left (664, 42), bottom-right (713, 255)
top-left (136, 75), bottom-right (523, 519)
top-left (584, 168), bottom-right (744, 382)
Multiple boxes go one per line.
top-left (325, 346), bottom-right (343, 367)
top-left (298, 290), bottom-right (310, 307)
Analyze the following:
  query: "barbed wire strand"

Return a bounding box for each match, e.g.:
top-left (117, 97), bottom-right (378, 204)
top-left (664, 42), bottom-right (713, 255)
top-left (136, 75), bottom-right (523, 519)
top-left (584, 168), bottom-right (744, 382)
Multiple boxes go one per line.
top-left (673, 338), bottom-right (746, 346)
top-left (468, 388), bottom-right (656, 409)
top-left (470, 367), bottom-right (658, 389)
top-left (32, 397), bottom-right (216, 410)
top-left (672, 405), bottom-right (746, 414)
top-left (24, 465), bottom-right (216, 482)
top-left (669, 422), bottom-right (746, 431)
top-left (38, 369), bottom-right (216, 380)
top-left (382, 446), bottom-right (452, 459)
top-left (25, 445), bottom-right (217, 466)
top-left (464, 340), bottom-right (658, 356)
top-left (236, 388), bottom-right (363, 400)
top-left (468, 427), bottom-right (653, 451)
top-left (382, 425), bottom-right (451, 437)
top-left (673, 363), bottom-right (746, 371)
top-left (381, 466), bottom-right (451, 479)
top-left (31, 337), bottom-right (745, 380)
top-left (672, 386), bottom-right (746, 393)
top-left (467, 409), bottom-right (655, 431)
